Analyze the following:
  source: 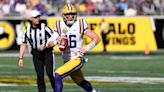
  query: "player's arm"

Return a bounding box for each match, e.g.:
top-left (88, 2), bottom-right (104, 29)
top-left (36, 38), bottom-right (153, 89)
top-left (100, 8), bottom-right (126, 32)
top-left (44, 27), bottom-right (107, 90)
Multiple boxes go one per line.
top-left (79, 29), bottom-right (100, 54)
top-left (46, 31), bottom-right (59, 48)
top-left (85, 29), bottom-right (100, 51)
top-left (85, 29), bottom-right (100, 46)
top-left (79, 19), bottom-right (100, 54)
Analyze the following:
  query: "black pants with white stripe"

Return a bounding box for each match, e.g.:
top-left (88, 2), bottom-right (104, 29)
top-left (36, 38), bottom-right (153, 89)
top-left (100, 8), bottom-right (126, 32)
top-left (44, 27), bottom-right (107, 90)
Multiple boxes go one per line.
top-left (31, 48), bottom-right (54, 92)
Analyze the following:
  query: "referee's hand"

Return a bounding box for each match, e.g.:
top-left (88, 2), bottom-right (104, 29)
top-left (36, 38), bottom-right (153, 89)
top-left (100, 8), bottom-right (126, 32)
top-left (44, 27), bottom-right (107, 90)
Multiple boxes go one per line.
top-left (18, 59), bottom-right (23, 69)
top-left (39, 43), bottom-right (46, 51)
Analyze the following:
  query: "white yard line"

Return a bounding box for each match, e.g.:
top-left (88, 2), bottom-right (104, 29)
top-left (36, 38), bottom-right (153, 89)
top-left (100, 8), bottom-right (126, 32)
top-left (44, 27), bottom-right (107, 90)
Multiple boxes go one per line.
top-left (0, 53), bottom-right (31, 57)
top-left (0, 83), bottom-right (18, 86)
top-left (0, 83), bottom-right (36, 86)
top-left (110, 56), bottom-right (157, 60)
top-left (98, 70), bottom-right (139, 74)
top-left (85, 76), bottom-right (164, 83)
top-left (97, 70), bottom-right (164, 76)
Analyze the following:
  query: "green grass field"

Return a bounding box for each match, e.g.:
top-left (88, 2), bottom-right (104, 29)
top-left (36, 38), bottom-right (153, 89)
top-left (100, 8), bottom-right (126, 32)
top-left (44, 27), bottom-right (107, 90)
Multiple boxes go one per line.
top-left (0, 53), bottom-right (164, 92)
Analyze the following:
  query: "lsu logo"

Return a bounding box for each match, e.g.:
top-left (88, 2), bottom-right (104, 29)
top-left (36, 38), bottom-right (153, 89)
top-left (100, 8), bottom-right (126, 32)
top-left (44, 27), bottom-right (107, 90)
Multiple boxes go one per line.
top-left (0, 21), bottom-right (15, 50)
top-left (63, 28), bottom-right (68, 34)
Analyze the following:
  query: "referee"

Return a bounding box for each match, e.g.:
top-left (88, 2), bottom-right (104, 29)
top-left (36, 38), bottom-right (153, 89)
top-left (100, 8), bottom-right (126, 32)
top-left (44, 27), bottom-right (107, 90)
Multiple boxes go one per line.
top-left (18, 10), bottom-right (55, 92)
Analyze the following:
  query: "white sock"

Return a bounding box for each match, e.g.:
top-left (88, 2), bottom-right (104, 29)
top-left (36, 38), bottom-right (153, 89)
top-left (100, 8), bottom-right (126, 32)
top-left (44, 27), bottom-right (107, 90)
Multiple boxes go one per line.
top-left (92, 89), bottom-right (97, 92)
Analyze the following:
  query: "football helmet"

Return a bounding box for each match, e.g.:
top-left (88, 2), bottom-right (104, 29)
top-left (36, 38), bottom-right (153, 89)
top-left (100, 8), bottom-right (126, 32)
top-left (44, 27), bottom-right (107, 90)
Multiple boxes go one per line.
top-left (62, 4), bottom-right (77, 26)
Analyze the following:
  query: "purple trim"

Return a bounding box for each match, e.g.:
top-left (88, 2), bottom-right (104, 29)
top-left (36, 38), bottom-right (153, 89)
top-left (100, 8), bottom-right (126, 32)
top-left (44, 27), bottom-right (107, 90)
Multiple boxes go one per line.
top-left (82, 19), bottom-right (84, 32)
top-left (55, 21), bottom-right (58, 33)
top-left (79, 19), bottom-right (81, 34)
top-left (84, 27), bottom-right (88, 31)
top-left (58, 20), bottom-right (61, 35)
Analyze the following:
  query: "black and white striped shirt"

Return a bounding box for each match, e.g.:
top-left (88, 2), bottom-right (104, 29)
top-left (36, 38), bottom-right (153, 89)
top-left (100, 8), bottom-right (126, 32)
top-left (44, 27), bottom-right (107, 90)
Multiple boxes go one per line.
top-left (22, 23), bottom-right (53, 50)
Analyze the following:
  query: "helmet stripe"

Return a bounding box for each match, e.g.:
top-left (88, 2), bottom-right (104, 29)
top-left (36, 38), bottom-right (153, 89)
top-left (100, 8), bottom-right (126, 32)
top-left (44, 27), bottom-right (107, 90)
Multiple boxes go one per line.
top-left (67, 4), bottom-right (72, 13)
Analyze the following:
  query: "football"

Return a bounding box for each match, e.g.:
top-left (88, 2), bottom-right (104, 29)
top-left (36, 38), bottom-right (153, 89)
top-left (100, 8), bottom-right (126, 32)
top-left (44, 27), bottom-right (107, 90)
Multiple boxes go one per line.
top-left (58, 37), bottom-right (68, 51)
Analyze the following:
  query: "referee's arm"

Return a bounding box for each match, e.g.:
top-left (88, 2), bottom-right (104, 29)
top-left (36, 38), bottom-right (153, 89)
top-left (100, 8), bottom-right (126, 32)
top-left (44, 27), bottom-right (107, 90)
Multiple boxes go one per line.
top-left (38, 25), bottom-right (53, 51)
top-left (18, 43), bottom-right (27, 69)
top-left (18, 30), bottom-right (28, 69)
top-left (19, 43), bottom-right (27, 59)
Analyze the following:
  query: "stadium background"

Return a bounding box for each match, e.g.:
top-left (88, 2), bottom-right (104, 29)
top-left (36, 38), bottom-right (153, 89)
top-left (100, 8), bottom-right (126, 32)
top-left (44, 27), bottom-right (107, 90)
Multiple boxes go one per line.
top-left (1, 0), bottom-right (164, 92)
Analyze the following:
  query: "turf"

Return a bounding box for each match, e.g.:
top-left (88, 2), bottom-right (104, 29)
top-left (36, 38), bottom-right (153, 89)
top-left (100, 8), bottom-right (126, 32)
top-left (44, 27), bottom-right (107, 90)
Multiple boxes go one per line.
top-left (0, 53), bottom-right (164, 92)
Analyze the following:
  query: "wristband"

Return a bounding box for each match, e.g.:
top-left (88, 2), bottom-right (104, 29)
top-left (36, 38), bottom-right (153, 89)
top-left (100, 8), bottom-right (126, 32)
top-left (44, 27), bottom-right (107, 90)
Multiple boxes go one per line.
top-left (19, 58), bottom-right (23, 60)
top-left (85, 42), bottom-right (96, 51)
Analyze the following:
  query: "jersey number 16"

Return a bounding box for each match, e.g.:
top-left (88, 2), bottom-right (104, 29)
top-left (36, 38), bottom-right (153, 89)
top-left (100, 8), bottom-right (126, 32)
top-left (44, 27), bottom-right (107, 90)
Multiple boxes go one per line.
top-left (69, 35), bottom-right (76, 48)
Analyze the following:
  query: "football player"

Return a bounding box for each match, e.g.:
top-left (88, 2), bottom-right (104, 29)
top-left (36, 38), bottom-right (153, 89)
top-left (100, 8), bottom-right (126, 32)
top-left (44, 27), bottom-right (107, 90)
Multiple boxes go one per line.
top-left (47, 3), bottom-right (100, 92)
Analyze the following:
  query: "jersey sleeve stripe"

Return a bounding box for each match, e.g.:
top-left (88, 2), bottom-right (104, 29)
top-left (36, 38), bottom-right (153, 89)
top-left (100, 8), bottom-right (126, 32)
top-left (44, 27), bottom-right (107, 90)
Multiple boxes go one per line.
top-left (83, 19), bottom-right (88, 31)
top-left (79, 19), bottom-right (81, 33)
top-left (84, 27), bottom-right (88, 31)
top-left (58, 20), bottom-right (61, 35)
top-left (55, 21), bottom-right (58, 32)
top-left (82, 19), bottom-right (88, 31)
top-left (57, 20), bottom-right (61, 35)
top-left (80, 19), bottom-right (83, 34)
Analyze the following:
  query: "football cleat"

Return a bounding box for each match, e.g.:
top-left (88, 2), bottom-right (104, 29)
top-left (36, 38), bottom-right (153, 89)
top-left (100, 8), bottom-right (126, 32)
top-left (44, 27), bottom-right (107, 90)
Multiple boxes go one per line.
top-left (92, 89), bottom-right (101, 92)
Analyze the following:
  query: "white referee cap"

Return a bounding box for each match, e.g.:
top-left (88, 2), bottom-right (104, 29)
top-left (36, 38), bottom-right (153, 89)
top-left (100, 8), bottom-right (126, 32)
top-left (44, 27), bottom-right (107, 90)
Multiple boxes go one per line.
top-left (30, 10), bottom-right (41, 17)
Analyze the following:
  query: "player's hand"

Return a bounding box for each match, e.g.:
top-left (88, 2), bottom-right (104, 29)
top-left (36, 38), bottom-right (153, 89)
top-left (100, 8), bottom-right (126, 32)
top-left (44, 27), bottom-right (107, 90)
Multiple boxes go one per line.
top-left (57, 35), bottom-right (66, 44)
top-left (78, 47), bottom-right (87, 55)
top-left (47, 41), bottom-right (55, 48)
top-left (18, 58), bottom-right (23, 69)
top-left (39, 43), bottom-right (46, 51)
